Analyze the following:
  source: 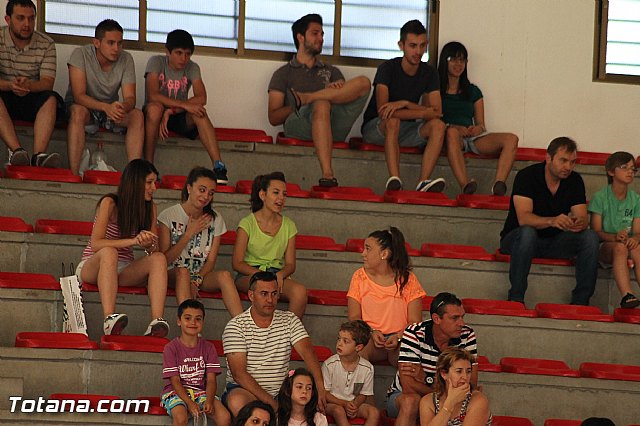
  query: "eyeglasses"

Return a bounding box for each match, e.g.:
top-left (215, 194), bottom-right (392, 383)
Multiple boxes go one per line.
top-left (447, 56), bottom-right (467, 64)
top-left (617, 164), bottom-right (638, 174)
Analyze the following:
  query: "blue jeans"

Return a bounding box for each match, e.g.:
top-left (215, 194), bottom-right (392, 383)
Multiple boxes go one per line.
top-left (499, 226), bottom-right (599, 305)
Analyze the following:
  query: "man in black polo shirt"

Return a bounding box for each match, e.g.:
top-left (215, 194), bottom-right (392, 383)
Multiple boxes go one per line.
top-left (500, 137), bottom-right (599, 305)
top-left (267, 13), bottom-right (371, 188)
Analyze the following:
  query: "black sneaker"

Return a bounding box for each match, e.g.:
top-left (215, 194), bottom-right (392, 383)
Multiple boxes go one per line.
top-left (214, 166), bottom-right (229, 185)
top-left (8, 148), bottom-right (29, 166)
top-left (620, 293), bottom-right (640, 309)
top-left (32, 152), bottom-right (61, 168)
top-left (385, 176), bottom-right (403, 191)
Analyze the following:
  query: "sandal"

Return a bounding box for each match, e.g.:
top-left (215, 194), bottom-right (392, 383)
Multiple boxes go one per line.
top-left (318, 177), bottom-right (338, 188)
top-left (286, 88), bottom-right (302, 115)
top-left (620, 293), bottom-right (640, 309)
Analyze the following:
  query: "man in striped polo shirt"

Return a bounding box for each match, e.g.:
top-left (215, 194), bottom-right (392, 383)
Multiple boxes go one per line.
top-left (1, 0), bottom-right (62, 167)
top-left (222, 271), bottom-right (326, 416)
top-left (386, 292), bottom-right (477, 426)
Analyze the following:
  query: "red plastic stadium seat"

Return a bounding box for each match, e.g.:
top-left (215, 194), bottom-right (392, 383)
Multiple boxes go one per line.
top-left (307, 289), bottom-right (348, 306)
top-left (82, 170), bottom-right (122, 186)
top-left (0, 216), bottom-right (34, 232)
top-left (613, 307), bottom-right (640, 324)
top-left (310, 186), bottom-right (384, 203)
top-left (575, 151), bottom-right (610, 165)
top-left (326, 415), bottom-right (366, 425)
top-left (345, 238), bottom-right (420, 256)
top-left (235, 180), bottom-right (310, 198)
top-left (207, 339), bottom-right (225, 356)
top-left (135, 396), bottom-right (167, 415)
top-left (515, 147), bottom-right (546, 161)
top-left (476, 355), bottom-right (502, 372)
top-left (15, 332), bottom-right (98, 349)
top-left (422, 296), bottom-right (434, 311)
top-left (49, 393), bottom-right (120, 410)
top-left (534, 303), bottom-right (614, 322)
top-left (348, 137), bottom-right (422, 154)
top-left (159, 174), bottom-right (235, 192)
top-left (100, 335), bottom-right (169, 353)
top-left (82, 282), bottom-right (148, 295)
top-left (383, 190), bottom-right (458, 207)
top-left (462, 298), bottom-right (537, 318)
top-left (463, 151), bottom-right (499, 160)
top-left (35, 219), bottom-right (93, 236)
top-left (291, 345), bottom-right (333, 362)
top-left (421, 243), bottom-right (495, 261)
top-left (544, 419), bottom-right (581, 426)
top-left (5, 165), bottom-right (82, 183)
top-left (0, 271), bottom-right (59, 290)
top-left (295, 235), bottom-right (345, 251)
top-left (456, 194), bottom-right (510, 210)
top-left (277, 132), bottom-right (349, 149)
top-left (495, 250), bottom-right (574, 266)
top-left (380, 410), bottom-right (396, 426)
top-left (220, 230), bottom-right (237, 245)
top-left (492, 416), bottom-right (534, 426)
top-left (579, 362), bottom-right (640, 382)
top-left (216, 127), bottom-right (273, 144)
top-left (500, 357), bottom-right (580, 377)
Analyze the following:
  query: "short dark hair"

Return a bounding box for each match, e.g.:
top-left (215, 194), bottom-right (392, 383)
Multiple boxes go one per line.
top-left (339, 320), bottom-right (372, 346)
top-left (248, 271), bottom-right (278, 291)
top-left (400, 19), bottom-right (426, 42)
top-left (291, 13), bottom-right (323, 49)
top-left (95, 19), bottom-right (124, 40)
top-left (6, 0), bottom-right (36, 17)
top-left (546, 136), bottom-right (577, 158)
top-left (177, 299), bottom-right (205, 319)
top-left (605, 151), bottom-right (635, 184)
top-left (430, 292), bottom-right (462, 318)
top-left (581, 418), bottom-right (615, 426)
top-left (166, 29), bottom-right (195, 53)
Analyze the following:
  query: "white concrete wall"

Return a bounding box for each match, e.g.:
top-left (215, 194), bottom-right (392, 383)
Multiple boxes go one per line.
top-left (13, 0), bottom-right (640, 154)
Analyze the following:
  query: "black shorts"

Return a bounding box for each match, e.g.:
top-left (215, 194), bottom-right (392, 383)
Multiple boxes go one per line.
top-left (167, 112), bottom-right (199, 140)
top-left (0, 90), bottom-right (65, 122)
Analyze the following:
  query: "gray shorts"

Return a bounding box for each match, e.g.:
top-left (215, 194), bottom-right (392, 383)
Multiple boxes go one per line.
top-left (283, 94), bottom-right (368, 142)
top-left (361, 118), bottom-right (428, 148)
top-left (462, 134), bottom-right (484, 155)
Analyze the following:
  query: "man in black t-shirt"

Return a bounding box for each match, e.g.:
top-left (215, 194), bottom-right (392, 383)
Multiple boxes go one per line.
top-left (361, 20), bottom-right (446, 193)
top-left (500, 137), bottom-right (599, 305)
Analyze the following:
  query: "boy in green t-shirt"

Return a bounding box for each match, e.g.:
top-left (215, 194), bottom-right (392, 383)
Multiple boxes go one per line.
top-left (588, 151), bottom-right (640, 308)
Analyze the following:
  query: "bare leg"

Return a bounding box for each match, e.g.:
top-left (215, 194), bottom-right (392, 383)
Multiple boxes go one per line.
top-left (120, 108), bottom-right (144, 161)
top-left (118, 252), bottom-right (168, 319)
top-left (200, 270), bottom-right (244, 317)
top-left (280, 277), bottom-right (307, 319)
top-left (32, 96), bottom-right (57, 154)
top-left (225, 388), bottom-right (258, 417)
top-left (208, 399), bottom-right (231, 426)
top-left (472, 132), bottom-right (519, 183)
top-left (188, 112), bottom-right (222, 165)
top-left (394, 393), bottom-right (421, 426)
top-left (168, 267), bottom-right (192, 305)
top-left (445, 126), bottom-right (471, 189)
top-left (601, 242), bottom-right (633, 296)
top-left (0, 98), bottom-right (22, 152)
top-left (326, 404), bottom-right (351, 426)
top-left (79, 247), bottom-right (119, 317)
top-left (169, 404), bottom-right (188, 426)
top-left (310, 100), bottom-right (335, 179)
top-left (417, 119), bottom-right (446, 181)
top-left (631, 246), bottom-right (640, 291)
top-left (380, 117), bottom-right (401, 178)
top-left (67, 104), bottom-right (90, 175)
top-left (143, 102), bottom-right (164, 162)
top-left (357, 403), bottom-right (381, 426)
top-left (296, 76), bottom-right (370, 106)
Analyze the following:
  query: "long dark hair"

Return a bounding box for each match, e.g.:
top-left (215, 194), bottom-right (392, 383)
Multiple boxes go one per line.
top-left (97, 159), bottom-right (158, 236)
top-left (232, 400), bottom-right (275, 426)
top-left (181, 166), bottom-right (217, 218)
top-left (250, 172), bottom-right (286, 213)
top-left (368, 227), bottom-right (411, 294)
top-left (438, 41), bottom-right (472, 100)
top-left (277, 368), bottom-right (318, 426)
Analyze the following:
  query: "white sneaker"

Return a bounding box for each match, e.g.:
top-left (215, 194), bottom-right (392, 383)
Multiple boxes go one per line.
top-left (144, 318), bottom-right (169, 337)
top-left (385, 176), bottom-right (403, 191)
top-left (103, 313), bottom-right (128, 335)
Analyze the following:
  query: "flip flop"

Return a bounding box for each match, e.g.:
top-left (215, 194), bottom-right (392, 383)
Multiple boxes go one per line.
top-left (286, 88), bottom-right (302, 115)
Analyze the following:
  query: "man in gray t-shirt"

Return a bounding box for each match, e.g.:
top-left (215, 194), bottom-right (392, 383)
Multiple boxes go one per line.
top-left (144, 30), bottom-right (228, 184)
top-left (65, 19), bottom-right (143, 175)
top-left (267, 13), bottom-right (371, 188)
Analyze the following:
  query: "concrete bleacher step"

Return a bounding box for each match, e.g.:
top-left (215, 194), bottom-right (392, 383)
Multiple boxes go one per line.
top-left (0, 377), bottom-right (23, 410)
top-left (2, 128), bottom-right (632, 199)
top-left (0, 346), bottom-right (637, 425)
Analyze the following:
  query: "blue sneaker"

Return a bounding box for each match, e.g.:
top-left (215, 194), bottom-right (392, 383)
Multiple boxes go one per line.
top-left (416, 177), bottom-right (445, 192)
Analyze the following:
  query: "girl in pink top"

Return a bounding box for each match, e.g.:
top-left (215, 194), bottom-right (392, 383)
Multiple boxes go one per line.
top-left (347, 227), bottom-right (426, 366)
top-left (77, 159), bottom-right (169, 337)
top-left (277, 368), bottom-right (328, 426)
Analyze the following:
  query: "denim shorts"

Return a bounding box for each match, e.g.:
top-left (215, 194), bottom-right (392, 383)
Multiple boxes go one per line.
top-left (461, 134), bottom-right (485, 155)
top-left (385, 389), bottom-right (402, 418)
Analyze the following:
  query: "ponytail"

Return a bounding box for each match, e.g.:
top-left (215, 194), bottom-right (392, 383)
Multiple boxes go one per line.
top-left (368, 227), bottom-right (411, 294)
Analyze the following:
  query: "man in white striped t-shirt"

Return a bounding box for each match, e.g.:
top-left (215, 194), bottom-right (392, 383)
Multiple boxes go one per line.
top-left (222, 271), bottom-right (326, 416)
top-left (386, 292), bottom-right (477, 426)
